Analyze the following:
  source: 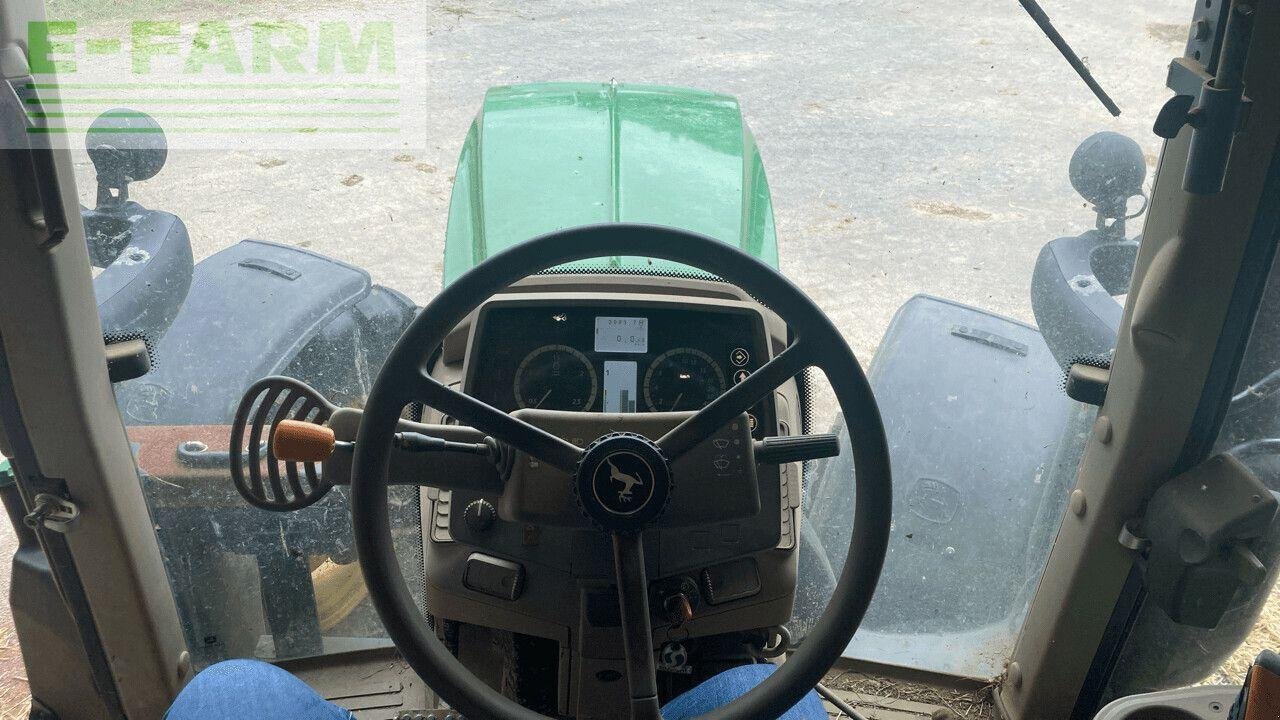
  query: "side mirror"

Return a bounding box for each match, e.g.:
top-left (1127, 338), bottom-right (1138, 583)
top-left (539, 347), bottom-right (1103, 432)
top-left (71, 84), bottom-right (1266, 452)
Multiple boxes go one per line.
top-left (82, 110), bottom-right (193, 344)
top-left (1030, 132), bottom-right (1147, 368)
top-left (1069, 131), bottom-right (1147, 233)
top-left (86, 109), bottom-right (167, 209)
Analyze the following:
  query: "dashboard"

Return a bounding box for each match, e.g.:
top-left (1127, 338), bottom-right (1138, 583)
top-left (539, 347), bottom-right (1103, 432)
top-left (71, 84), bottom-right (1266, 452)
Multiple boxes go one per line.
top-left (466, 301), bottom-right (773, 438)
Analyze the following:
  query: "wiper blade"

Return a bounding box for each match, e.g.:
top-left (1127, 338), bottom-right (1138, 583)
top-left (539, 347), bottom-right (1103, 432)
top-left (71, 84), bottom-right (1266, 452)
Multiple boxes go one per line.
top-left (1019, 0), bottom-right (1121, 117)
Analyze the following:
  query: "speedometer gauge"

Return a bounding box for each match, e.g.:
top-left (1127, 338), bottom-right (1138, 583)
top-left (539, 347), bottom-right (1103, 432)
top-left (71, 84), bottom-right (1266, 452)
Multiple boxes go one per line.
top-left (514, 345), bottom-right (598, 410)
top-left (644, 348), bottom-right (727, 412)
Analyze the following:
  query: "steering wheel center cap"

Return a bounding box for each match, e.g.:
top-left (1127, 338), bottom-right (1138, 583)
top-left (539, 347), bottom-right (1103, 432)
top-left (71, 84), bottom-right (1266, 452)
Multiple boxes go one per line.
top-left (575, 433), bottom-right (672, 531)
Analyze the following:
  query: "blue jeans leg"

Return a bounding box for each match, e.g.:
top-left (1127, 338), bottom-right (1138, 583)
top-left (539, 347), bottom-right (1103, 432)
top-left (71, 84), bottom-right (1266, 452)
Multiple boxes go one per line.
top-left (661, 663), bottom-right (827, 720)
top-left (166, 659), bottom-right (354, 720)
top-left (170, 658), bottom-right (823, 720)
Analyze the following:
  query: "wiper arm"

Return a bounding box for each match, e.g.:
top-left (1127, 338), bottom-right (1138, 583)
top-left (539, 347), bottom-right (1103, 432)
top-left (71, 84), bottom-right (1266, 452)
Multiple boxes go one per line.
top-left (1019, 0), bottom-right (1121, 117)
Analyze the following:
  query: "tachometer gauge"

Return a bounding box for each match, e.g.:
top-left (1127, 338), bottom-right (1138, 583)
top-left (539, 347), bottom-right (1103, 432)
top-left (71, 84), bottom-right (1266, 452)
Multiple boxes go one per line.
top-left (644, 348), bottom-right (727, 412)
top-left (514, 345), bottom-right (598, 410)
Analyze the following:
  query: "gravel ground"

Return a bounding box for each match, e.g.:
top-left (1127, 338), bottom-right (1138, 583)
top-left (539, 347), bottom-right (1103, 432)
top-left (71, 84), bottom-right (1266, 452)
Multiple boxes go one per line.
top-left (61, 0), bottom-right (1186, 358)
top-left (0, 523), bottom-right (20, 720)
top-left (8, 0), bottom-right (1267, 714)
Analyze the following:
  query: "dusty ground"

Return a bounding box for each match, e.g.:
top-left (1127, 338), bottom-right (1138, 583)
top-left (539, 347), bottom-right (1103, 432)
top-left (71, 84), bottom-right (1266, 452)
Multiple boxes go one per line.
top-left (53, 0), bottom-right (1188, 359)
top-left (4, 0), bottom-right (1275, 715)
top-left (1208, 602), bottom-right (1280, 685)
top-left (0, 523), bottom-right (22, 720)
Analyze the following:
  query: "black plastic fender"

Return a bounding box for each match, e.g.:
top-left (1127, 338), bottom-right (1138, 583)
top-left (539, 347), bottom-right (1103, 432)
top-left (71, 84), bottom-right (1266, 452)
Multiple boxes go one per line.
top-left (802, 294), bottom-right (1074, 677)
top-left (87, 203), bottom-right (194, 341)
top-left (1030, 229), bottom-right (1137, 367)
top-left (113, 239), bottom-right (415, 426)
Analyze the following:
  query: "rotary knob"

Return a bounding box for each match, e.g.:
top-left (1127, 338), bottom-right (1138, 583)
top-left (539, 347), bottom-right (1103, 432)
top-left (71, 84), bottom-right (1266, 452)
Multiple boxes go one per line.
top-left (463, 499), bottom-right (496, 533)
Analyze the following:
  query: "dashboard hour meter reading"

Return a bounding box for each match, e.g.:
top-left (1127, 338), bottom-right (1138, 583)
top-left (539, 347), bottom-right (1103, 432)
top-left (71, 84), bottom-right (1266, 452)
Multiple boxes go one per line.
top-left (594, 316), bottom-right (648, 353)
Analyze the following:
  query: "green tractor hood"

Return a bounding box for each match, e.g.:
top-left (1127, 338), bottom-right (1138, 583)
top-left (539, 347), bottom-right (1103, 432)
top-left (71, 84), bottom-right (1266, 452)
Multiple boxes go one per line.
top-left (442, 82), bottom-right (779, 284)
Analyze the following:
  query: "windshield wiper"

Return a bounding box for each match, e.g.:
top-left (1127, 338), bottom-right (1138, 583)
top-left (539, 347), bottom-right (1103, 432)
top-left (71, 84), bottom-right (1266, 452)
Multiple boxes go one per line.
top-left (1019, 0), bottom-right (1121, 116)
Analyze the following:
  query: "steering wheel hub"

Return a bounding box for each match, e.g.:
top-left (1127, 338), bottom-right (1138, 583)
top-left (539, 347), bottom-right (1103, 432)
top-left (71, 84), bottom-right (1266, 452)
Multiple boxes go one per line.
top-left (574, 432), bottom-right (672, 531)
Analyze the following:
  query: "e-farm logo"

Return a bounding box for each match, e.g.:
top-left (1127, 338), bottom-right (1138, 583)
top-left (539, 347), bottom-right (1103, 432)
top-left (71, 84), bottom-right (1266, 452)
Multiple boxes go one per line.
top-left (24, 19), bottom-right (417, 147)
top-left (30, 20), bottom-right (396, 75)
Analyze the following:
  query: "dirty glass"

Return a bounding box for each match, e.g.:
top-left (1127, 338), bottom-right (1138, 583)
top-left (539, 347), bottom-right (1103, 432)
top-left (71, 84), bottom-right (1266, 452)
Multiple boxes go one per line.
top-left (45, 0), bottom-right (1188, 680)
top-left (1098, 237), bottom-right (1280, 699)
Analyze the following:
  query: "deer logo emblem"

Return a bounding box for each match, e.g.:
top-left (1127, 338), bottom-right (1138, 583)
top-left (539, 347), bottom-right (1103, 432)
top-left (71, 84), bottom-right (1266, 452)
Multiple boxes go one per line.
top-left (607, 457), bottom-right (644, 501)
top-left (588, 448), bottom-right (658, 518)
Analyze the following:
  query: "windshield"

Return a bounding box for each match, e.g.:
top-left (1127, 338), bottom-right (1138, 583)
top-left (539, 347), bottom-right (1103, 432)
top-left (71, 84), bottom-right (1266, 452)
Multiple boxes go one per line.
top-left (33, 0), bottom-right (1230, 685)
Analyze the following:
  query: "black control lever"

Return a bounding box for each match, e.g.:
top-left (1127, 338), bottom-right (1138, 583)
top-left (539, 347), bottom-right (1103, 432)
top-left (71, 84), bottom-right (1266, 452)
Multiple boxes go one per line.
top-left (274, 422), bottom-right (501, 465)
top-left (276, 431), bottom-right (494, 459)
top-left (754, 434), bottom-right (840, 465)
top-left (393, 431), bottom-right (497, 459)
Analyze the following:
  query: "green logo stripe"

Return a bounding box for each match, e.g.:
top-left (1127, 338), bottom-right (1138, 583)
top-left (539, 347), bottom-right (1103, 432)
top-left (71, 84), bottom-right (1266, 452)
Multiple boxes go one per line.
top-left (27, 110), bottom-right (401, 118)
top-left (28, 126), bottom-right (401, 134)
top-left (26, 82), bottom-right (402, 90)
top-left (30, 97), bottom-right (400, 104)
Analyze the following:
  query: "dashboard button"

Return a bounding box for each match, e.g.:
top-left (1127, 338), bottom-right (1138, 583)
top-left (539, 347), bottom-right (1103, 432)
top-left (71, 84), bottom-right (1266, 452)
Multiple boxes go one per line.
top-left (463, 553), bottom-right (524, 601)
top-left (730, 348), bottom-right (750, 367)
top-left (733, 369), bottom-right (750, 384)
top-left (700, 558), bottom-right (761, 605)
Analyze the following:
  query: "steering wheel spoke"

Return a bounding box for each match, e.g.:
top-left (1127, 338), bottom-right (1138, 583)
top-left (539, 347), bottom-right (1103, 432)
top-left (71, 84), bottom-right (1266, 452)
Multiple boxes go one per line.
top-left (412, 368), bottom-right (583, 473)
top-left (612, 532), bottom-right (663, 720)
top-left (658, 339), bottom-right (812, 460)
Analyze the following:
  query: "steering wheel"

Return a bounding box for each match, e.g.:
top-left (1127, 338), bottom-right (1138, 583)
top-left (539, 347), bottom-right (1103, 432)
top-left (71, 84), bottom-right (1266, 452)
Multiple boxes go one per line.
top-left (350, 224), bottom-right (892, 720)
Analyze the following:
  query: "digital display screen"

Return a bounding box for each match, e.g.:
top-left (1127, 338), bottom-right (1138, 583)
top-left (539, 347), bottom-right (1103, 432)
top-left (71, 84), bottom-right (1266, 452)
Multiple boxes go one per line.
top-left (594, 316), bottom-right (648, 353)
top-left (603, 361), bottom-right (638, 413)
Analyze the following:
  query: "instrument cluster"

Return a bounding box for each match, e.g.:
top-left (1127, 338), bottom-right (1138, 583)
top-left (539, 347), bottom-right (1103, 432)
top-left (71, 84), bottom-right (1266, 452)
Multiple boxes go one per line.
top-left (467, 303), bottom-right (769, 427)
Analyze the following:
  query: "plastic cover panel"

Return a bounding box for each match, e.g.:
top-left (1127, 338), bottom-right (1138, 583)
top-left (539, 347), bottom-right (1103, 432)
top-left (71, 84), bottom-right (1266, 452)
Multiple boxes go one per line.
top-left (798, 295), bottom-right (1081, 679)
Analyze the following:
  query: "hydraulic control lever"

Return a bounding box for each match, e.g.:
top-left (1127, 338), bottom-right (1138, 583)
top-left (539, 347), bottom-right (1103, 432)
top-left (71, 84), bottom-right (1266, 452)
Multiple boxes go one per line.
top-left (229, 376), bottom-right (510, 512)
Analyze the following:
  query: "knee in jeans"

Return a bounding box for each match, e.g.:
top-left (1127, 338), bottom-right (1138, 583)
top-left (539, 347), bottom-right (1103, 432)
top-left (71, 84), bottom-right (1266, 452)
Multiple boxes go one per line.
top-left (185, 659), bottom-right (285, 693)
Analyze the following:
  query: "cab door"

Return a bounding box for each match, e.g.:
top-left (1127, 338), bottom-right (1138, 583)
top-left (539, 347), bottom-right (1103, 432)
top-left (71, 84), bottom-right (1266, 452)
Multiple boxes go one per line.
top-left (0, 4), bottom-right (188, 717)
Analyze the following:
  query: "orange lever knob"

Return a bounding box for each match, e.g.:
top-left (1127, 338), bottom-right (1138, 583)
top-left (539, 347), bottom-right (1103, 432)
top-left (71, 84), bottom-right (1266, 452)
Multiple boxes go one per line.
top-left (662, 593), bottom-right (694, 627)
top-left (272, 419), bottom-right (336, 463)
